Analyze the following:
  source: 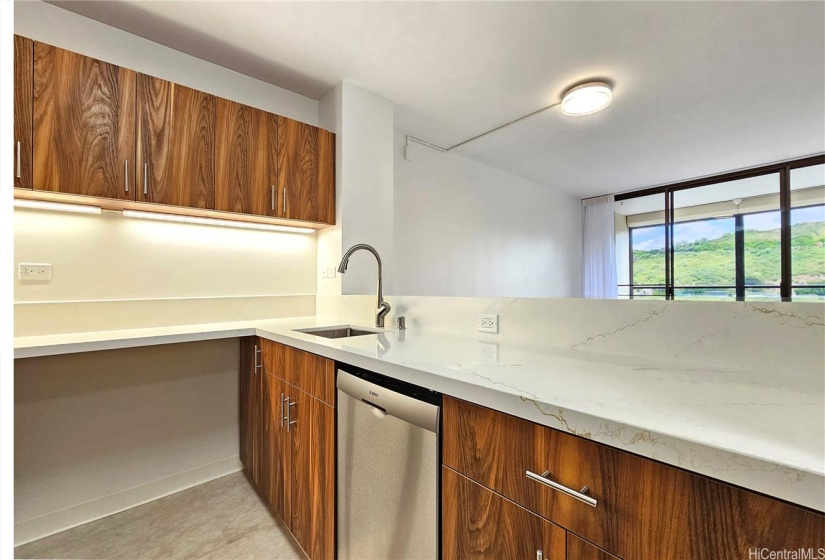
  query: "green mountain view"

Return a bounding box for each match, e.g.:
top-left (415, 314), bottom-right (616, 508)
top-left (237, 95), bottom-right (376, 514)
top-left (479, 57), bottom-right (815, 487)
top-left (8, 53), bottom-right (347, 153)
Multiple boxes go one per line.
top-left (632, 221), bottom-right (825, 290)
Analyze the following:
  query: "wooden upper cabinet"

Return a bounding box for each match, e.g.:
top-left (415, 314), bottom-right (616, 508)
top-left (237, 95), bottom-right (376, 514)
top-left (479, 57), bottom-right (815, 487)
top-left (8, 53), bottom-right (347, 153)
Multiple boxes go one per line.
top-left (278, 116), bottom-right (321, 223)
top-left (33, 42), bottom-right (135, 199)
top-left (14, 35), bottom-right (33, 190)
top-left (215, 98), bottom-right (275, 216)
top-left (137, 75), bottom-right (215, 208)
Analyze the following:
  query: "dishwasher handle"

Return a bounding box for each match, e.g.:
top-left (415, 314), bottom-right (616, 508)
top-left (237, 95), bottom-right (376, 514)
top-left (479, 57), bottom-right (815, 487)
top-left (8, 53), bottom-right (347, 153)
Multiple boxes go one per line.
top-left (337, 370), bottom-right (440, 433)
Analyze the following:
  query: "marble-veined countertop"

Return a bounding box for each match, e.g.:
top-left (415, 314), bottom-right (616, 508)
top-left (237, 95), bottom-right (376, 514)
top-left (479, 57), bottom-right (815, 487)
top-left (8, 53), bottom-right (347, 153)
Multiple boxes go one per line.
top-left (14, 316), bottom-right (824, 512)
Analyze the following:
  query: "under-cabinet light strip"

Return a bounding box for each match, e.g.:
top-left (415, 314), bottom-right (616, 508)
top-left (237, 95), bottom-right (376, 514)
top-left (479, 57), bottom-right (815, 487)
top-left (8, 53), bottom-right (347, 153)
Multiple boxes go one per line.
top-left (120, 210), bottom-right (315, 234)
top-left (13, 199), bottom-right (103, 215)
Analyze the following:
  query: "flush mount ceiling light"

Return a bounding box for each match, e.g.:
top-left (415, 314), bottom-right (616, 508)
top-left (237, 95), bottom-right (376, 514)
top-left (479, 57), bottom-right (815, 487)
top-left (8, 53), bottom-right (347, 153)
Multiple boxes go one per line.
top-left (561, 82), bottom-right (613, 116)
top-left (404, 78), bottom-right (614, 157)
top-left (14, 199), bottom-right (102, 215)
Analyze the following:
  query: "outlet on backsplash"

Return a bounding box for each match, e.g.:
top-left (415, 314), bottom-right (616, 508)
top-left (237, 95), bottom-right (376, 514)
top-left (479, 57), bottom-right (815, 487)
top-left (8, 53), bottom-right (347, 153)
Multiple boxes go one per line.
top-left (478, 313), bottom-right (498, 333)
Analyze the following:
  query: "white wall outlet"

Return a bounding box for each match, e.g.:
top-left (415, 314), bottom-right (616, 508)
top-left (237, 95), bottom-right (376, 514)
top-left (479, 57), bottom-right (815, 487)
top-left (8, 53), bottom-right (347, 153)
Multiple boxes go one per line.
top-left (326, 267), bottom-right (337, 278)
top-left (479, 342), bottom-right (498, 362)
top-left (19, 263), bottom-right (52, 281)
top-left (478, 313), bottom-right (498, 333)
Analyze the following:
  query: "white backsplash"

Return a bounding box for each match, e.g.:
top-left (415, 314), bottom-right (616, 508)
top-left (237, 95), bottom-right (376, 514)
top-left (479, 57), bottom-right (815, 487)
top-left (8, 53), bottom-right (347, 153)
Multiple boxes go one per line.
top-left (318, 295), bottom-right (825, 375)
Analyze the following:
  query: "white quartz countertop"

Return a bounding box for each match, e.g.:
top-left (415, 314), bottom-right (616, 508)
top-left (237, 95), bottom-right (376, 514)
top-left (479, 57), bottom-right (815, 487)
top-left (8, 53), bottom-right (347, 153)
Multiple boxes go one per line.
top-left (15, 316), bottom-right (825, 512)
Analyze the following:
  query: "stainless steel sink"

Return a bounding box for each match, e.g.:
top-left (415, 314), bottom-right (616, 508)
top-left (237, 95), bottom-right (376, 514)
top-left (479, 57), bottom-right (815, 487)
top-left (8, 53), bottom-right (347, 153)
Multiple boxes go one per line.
top-left (295, 326), bottom-right (379, 339)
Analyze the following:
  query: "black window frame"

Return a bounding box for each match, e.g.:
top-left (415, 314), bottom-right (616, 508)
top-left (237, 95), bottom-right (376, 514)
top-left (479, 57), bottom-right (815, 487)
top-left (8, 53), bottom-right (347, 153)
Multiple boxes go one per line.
top-left (617, 154), bottom-right (825, 302)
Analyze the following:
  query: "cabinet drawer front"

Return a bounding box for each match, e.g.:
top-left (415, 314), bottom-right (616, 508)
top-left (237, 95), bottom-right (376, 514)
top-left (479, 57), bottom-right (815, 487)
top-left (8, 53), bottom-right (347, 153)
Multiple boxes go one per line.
top-left (261, 339), bottom-right (335, 406)
top-left (567, 534), bottom-right (621, 560)
top-left (442, 466), bottom-right (565, 560)
top-left (443, 397), bottom-right (825, 560)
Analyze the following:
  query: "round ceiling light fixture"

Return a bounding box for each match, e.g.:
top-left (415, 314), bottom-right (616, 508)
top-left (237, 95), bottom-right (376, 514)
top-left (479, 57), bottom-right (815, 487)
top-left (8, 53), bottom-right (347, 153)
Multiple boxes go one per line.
top-left (561, 81), bottom-right (613, 116)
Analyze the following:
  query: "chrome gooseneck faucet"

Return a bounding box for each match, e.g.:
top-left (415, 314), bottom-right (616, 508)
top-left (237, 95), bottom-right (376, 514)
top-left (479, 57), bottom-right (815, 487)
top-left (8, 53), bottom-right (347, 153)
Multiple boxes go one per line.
top-left (337, 244), bottom-right (391, 328)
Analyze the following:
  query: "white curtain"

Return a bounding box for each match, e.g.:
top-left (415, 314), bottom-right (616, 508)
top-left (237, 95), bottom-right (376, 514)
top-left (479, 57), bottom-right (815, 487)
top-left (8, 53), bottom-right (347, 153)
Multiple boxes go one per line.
top-left (582, 195), bottom-right (618, 299)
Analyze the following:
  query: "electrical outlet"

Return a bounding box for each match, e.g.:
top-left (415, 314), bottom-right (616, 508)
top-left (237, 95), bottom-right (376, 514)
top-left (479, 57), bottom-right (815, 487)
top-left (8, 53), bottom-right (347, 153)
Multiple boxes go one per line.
top-left (478, 313), bottom-right (498, 333)
top-left (479, 342), bottom-right (498, 362)
top-left (321, 267), bottom-right (337, 279)
top-left (19, 263), bottom-right (52, 281)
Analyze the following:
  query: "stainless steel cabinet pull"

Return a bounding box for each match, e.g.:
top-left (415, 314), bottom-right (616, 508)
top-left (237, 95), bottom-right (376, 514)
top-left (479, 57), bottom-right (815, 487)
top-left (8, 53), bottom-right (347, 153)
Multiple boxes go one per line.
top-left (271, 185), bottom-right (275, 211)
top-left (124, 160), bottom-right (129, 192)
top-left (287, 399), bottom-right (297, 431)
top-left (16, 141), bottom-right (21, 178)
top-left (143, 163), bottom-right (148, 196)
top-left (280, 393), bottom-right (287, 428)
top-left (536, 551), bottom-right (543, 560)
top-left (282, 187), bottom-right (287, 215)
top-left (254, 345), bottom-right (262, 372)
top-left (525, 470), bottom-right (598, 507)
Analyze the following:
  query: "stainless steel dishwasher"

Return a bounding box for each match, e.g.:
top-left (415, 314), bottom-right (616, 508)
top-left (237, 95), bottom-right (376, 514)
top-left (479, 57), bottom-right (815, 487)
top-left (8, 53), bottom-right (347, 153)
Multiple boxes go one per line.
top-left (337, 367), bottom-right (441, 560)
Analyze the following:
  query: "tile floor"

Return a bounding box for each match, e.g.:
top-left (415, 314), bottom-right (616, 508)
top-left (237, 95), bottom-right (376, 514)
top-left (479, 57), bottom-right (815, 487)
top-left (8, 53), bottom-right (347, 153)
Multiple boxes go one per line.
top-left (15, 472), bottom-right (305, 559)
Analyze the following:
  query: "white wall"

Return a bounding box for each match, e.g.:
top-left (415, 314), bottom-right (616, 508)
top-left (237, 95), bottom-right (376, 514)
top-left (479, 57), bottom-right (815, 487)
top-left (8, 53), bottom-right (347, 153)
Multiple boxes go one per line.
top-left (394, 134), bottom-right (582, 297)
top-left (14, 0), bottom-right (318, 124)
top-left (15, 340), bottom-right (242, 545)
top-left (14, 209), bottom-right (317, 302)
top-left (316, 82), bottom-right (395, 297)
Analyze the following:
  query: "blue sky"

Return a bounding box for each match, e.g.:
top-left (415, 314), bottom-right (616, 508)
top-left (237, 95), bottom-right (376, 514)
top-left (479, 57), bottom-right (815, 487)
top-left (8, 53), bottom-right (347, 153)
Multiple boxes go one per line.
top-left (632, 206), bottom-right (824, 251)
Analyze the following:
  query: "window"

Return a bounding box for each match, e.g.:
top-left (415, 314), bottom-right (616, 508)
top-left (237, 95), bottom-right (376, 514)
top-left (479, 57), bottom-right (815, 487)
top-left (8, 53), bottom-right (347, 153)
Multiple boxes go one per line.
top-left (617, 157), bottom-right (825, 302)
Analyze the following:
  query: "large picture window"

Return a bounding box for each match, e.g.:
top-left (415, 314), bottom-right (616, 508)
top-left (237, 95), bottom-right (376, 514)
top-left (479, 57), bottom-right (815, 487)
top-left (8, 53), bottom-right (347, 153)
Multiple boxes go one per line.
top-left (617, 157), bottom-right (824, 302)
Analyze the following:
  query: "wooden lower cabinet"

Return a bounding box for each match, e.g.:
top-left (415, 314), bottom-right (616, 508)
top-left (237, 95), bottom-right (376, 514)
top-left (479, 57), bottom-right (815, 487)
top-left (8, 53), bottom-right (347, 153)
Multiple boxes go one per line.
top-left (567, 534), bottom-right (620, 560)
top-left (443, 466), bottom-right (566, 560)
top-left (443, 396), bottom-right (824, 560)
top-left (242, 337), bottom-right (335, 560)
top-left (287, 383), bottom-right (335, 560)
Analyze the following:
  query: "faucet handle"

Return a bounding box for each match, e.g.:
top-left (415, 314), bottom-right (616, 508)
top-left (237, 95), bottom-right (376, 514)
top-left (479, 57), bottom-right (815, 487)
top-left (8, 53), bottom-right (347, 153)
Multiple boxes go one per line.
top-left (397, 316), bottom-right (406, 330)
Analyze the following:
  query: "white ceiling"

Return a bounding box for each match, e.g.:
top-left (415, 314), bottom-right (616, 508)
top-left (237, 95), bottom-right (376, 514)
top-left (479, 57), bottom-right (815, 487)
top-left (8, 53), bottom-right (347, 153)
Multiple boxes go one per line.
top-left (47, 1), bottom-right (825, 199)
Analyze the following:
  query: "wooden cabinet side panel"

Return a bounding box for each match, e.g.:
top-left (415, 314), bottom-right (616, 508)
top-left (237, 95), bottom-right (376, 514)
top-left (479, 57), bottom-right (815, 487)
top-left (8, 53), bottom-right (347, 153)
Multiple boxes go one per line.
top-left (317, 129), bottom-right (335, 224)
top-left (566, 534), bottom-right (621, 560)
top-left (215, 98), bottom-right (270, 216)
top-left (238, 337), bottom-right (254, 470)
top-left (442, 466), bottom-right (566, 560)
top-left (14, 35), bottom-right (33, 190)
top-left (289, 389), bottom-right (335, 560)
top-left (33, 42), bottom-right (135, 199)
top-left (277, 116), bottom-right (319, 222)
top-left (137, 75), bottom-right (215, 208)
top-left (443, 397), bottom-right (825, 560)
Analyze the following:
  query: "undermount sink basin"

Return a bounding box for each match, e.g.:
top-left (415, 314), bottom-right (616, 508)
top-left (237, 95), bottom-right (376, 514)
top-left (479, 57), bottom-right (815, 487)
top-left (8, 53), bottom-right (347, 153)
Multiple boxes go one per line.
top-left (295, 326), bottom-right (380, 339)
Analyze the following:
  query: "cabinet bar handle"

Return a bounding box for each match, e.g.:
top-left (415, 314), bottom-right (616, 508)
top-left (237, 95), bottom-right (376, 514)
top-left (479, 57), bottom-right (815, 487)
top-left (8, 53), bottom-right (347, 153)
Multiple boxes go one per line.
top-left (254, 345), bottom-right (262, 372)
top-left (282, 187), bottom-right (287, 215)
top-left (287, 399), bottom-right (297, 431)
top-left (143, 163), bottom-right (148, 196)
top-left (16, 141), bottom-right (21, 178)
top-left (280, 393), bottom-right (286, 428)
top-left (271, 185), bottom-right (275, 211)
top-left (537, 551), bottom-right (543, 560)
top-left (525, 470), bottom-right (598, 507)
top-left (124, 160), bottom-right (129, 192)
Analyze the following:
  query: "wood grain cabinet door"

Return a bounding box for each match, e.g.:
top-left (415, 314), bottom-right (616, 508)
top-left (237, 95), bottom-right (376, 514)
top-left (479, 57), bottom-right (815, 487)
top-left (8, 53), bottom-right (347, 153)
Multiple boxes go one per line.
top-left (239, 338), bottom-right (265, 487)
top-left (442, 466), bottom-right (566, 560)
top-left (264, 371), bottom-right (291, 527)
top-left (14, 35), bottom-right (33, 190)
top-left (33, 42), bottom-right (135, 199)
top-left (137, 74), bottom-right (215, 208)
top-left (288, 387), bottom-right (335, 560)
top-left (215, 98), bottom-right (274, 216)
top-left (277, 116), bottom-right (319, 222)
